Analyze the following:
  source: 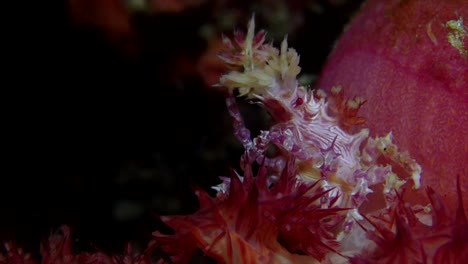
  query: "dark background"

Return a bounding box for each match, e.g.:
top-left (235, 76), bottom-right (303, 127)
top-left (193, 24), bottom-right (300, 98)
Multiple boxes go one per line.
top-left (3, 0), bottom-right (364, 258)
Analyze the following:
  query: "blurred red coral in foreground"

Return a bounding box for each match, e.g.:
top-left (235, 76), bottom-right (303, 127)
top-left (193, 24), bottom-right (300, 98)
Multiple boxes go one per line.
top-left (0, 242), bottom-right (37, 264)
top-left (154, 160), bottom-right (345, 263)
top-left (2, 226), bottom-right (157, 264)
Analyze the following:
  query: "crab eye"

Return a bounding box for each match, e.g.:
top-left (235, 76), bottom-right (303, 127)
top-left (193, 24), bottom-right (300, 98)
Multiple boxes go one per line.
top-left (294, 97), bottom-right (304, 106)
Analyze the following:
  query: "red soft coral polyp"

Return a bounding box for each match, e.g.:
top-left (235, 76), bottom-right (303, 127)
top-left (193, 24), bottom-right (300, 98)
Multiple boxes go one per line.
top-left (353, 176), bottom-right (468, 263)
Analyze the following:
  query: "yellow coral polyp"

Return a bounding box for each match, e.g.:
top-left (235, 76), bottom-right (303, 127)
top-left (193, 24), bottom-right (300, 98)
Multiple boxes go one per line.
top-left (373, 133), bottom-right (422, 189)
top-left (219, 16), bottom-right (302, 99)
top-left (275, 38), bottom-right (302, 80)
top-left (446, 17), bottom-right (467, 56)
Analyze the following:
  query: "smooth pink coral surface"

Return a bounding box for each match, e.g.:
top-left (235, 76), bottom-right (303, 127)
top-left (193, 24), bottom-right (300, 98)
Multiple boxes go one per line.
top-left (316, 0), bottom-right (468, 215)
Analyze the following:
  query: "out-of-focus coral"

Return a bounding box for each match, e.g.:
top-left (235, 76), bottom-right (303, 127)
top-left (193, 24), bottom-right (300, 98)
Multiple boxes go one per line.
top-left (68, 0), bottom-right (134, 54)
top-left (197, 37), bottom-right (231, 87)
top-left (0, 242), bottom-right (37, 264)
top-left (148, 0), bottom-right (208, 13)
top-left (68, 0), bottom-right (131, 34)
top-left (1, 226), bottom-right (157, 264)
